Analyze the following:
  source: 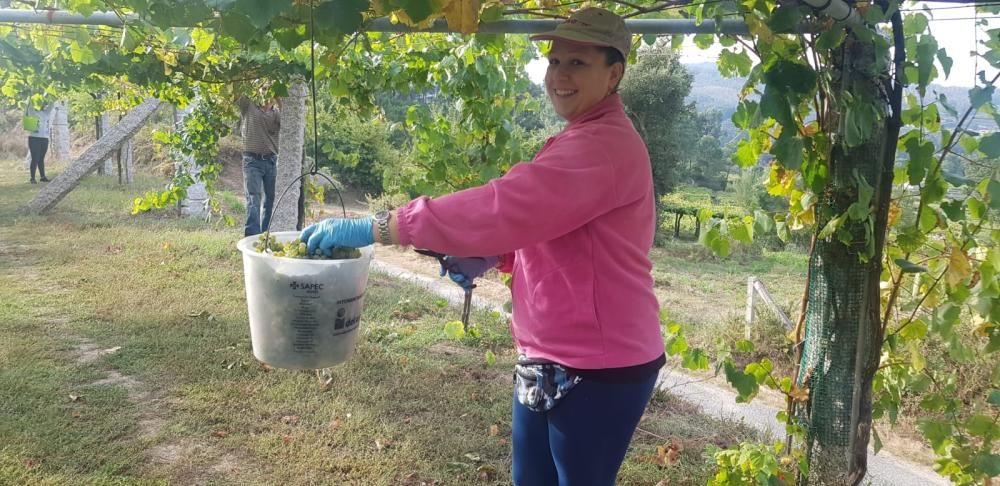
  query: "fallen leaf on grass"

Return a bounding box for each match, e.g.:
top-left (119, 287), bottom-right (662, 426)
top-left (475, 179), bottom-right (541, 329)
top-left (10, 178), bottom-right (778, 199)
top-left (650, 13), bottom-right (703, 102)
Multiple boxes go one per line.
top-left (281, 415), bottom-right (300, 425)
top-left (375, 439), bottom-right (393, 451)
top-left (320, 376), bottom-right (334, 391)
top-left (640, 442), bottom-right (681, 467)
top-left (656, 443), bottom-right (681, 466)
top-left (68, 394), bottom-right (82, 402)
top-left (477, 464), bottom-right (497, 481)
top-left (329, 419), bottom-right (341, 430)
top-left (655, 480), bottom-right (670, 486)
top-left (282, 435), bottom-right (292, 445)
top-left (23, 459), bottom-right (38, 470)
top-left (71, 411), bottom-right (82, 418)
top-left (463, 453), bottom-right (481, 462)
top-left (212, 430), bottom-right (228, 438)
top-left (488, 424), bottom-right (499, 436)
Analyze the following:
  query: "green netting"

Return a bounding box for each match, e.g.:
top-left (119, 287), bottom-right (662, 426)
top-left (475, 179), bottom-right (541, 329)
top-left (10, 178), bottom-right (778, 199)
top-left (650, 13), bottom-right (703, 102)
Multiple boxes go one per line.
top-left (795, 37), bottom-right (891, 485)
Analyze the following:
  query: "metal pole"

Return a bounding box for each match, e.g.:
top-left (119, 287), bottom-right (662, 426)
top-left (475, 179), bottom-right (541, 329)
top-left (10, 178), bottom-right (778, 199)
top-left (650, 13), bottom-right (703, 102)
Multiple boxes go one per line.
top-left (0, 3), bottom-right (869, 34)
top-left (365, 17), bottom-right (752, 35)
top-left (0, 8), bottom-right (131, 25)
top-left (0, 8), bottom-right (756, 35)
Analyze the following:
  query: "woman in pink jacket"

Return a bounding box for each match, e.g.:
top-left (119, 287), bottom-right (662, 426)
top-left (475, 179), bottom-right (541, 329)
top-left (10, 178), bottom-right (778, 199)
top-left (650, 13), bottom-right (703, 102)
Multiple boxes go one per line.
top-left (301, 8), bottom-right (665, 485)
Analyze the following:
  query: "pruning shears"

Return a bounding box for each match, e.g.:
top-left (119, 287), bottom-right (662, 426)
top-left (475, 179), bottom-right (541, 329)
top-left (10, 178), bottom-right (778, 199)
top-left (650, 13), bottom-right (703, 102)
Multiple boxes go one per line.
top-left (415, 249), bottom-right (474, 331)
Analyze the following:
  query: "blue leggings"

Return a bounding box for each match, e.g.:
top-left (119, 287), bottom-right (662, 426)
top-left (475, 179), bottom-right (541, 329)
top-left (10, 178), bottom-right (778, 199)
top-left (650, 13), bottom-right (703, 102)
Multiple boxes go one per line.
top-left (511, 372), bottom-right (658, 486)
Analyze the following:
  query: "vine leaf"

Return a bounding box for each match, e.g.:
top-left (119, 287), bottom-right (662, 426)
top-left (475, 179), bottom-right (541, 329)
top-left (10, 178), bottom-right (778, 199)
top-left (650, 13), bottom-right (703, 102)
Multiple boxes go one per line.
top-left (763, 60), bottom-right (816, 95)
top-left (443, 320), bottom-right (465, 339)
top-left (988, 390), bottom-right (1000, 407)
top-left (219, 13), bottom-right (258, 43)
top-left (988, 179), bottom-right (1000, 209)
top-left (972, 453), bottom-right (1000, 476)
top-left (236, 0), bottom-right (292, 28)
top-left (940, 200), bottom-right (965, 222)
top-left (772, 134), bottom-right (804, 169)
top-left (918, 419), bottom-right (953, 454)
top-left (815, 28), bottom-right (846, 52)
top-left (724, 360), bottom-right (758, 403)
top-left (936, 48), bottom-right (953, 78)
top-left (946, 248), bottom-right (972, 286)
top-left (761, 84), bottom-right (793, 128)
top-left (969, 85), bottom-right (995, 111)
top-left (818, 214), bottom-right (844, 240)
top-left (767, 5), bottom-right (802, 34)
top-left (191, 28), bottom-right (215, 54)
top-left (392, 0), bottom-right (441, 25)
top-left (681, 348), bottom-right (709, 370)
top-left (317, 0), bottom-right (369, 35)
top-left (894, 258), bottom-right (927, 273)
top-left (905, 137), bottom-right (934, 185)
top-left (443, 0), bottom-right (481, 34)
top-left (978, 133), bottom-right (1000, 157)
top-left (753, 210), bottom-right (774, 235)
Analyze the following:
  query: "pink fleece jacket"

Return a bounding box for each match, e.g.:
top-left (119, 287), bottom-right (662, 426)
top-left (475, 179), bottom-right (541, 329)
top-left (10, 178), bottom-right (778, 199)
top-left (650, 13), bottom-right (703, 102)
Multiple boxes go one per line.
top-left (396, 94), bottom-right (663, 369)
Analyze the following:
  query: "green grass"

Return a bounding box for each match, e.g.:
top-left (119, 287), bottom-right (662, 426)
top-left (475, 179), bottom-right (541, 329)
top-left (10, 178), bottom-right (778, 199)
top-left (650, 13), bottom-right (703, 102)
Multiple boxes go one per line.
top-left (649, 240), bottom-right (807, 329)
top-left (0, 160), bottom-right (760, 485)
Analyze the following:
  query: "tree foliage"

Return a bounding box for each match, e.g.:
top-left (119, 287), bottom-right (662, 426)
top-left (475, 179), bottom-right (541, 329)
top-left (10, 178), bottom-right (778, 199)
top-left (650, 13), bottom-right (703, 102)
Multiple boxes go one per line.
top-left (619, 46), bottom-right (693, 197)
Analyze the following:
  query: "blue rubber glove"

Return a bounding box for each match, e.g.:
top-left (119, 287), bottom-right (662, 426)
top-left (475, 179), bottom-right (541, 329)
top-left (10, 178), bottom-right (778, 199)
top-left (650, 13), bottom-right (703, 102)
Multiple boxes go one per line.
top-left (300, 217), bottom-right (374, 256)
top-left (440, 255), bottom-right (499, 290)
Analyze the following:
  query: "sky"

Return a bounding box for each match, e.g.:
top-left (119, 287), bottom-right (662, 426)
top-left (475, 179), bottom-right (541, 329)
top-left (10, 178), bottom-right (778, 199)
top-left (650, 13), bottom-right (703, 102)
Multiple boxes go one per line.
top-left (526, 2), bottom-right (998, 88)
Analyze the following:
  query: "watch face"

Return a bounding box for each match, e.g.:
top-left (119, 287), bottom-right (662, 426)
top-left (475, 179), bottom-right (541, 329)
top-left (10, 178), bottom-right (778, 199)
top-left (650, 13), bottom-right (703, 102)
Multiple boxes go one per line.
top-left (374, 210), bottom-right (389, 222)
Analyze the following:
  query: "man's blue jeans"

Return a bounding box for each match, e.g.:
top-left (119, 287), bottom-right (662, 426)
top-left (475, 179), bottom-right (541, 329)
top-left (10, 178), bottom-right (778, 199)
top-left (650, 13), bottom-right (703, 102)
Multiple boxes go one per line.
top-left (242, 153), bottom-right (277, 236)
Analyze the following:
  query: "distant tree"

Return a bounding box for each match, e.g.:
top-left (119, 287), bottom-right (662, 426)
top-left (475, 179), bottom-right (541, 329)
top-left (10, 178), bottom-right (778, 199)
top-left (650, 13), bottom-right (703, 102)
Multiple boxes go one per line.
top-left (311, 104), bottom-right (402, 195)
top-left (675, 108), bottom-right (732, 190)
top-left (619, 47), bottom-right (693, 198)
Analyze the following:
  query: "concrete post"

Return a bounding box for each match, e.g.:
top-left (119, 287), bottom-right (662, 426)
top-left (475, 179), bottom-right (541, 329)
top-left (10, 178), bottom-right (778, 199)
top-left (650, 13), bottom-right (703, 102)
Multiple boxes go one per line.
top-left (50, 100), bottom-right (70, 161)
top-left (173, 103), bottom-right (210, 217)
top-left (270, 81), bottom-right (308, 232)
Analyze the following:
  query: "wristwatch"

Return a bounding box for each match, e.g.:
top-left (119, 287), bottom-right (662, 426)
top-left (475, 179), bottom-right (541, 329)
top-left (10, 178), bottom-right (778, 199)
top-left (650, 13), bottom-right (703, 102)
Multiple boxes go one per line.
top-left (373, 210), bottom-right (392, 245)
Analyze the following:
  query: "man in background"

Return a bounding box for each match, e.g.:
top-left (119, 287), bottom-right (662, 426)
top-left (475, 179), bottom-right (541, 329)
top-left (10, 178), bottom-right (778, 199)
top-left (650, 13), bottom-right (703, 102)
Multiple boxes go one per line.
top-left (236, 88), bottom-right (280, 236)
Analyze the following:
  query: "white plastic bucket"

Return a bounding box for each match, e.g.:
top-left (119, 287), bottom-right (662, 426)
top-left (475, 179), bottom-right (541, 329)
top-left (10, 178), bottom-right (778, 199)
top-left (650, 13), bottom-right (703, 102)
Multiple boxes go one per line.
top-left (236, 231), bottom-right (374, 369)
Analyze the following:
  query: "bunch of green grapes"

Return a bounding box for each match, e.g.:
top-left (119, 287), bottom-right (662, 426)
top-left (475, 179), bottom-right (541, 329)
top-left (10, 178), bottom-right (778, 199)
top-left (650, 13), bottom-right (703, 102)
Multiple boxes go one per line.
top-left (253, 234), bottom-right (361, 260)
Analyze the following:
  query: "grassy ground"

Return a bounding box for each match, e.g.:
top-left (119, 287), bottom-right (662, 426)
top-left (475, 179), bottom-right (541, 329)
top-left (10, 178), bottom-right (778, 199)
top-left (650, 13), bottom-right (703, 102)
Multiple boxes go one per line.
top-left (648, 237), bottom-right (807, 379)
top-left (0, 159), bottom-right (760, 485)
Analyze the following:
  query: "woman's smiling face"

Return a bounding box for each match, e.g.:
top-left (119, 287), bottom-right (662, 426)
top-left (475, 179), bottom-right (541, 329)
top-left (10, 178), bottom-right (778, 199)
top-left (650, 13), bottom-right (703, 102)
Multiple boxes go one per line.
top-left (544, 40), bottom-right (623, 121)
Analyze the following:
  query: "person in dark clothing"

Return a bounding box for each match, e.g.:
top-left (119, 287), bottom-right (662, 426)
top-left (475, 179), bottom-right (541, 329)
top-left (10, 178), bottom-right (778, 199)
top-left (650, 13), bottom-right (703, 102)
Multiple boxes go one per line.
top-left (25, 102), bottom-right (53, 184)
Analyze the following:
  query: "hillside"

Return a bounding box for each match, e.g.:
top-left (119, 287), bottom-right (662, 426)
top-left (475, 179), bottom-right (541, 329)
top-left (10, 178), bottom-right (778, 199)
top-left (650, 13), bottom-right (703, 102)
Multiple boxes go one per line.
top-left (683, 61), bottom-right (998, 132)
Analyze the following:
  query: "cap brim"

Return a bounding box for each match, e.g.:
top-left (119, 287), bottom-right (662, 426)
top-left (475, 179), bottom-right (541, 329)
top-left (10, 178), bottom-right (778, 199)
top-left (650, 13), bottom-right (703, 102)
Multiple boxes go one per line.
top-left (529, 32), bottom-right (612, 49)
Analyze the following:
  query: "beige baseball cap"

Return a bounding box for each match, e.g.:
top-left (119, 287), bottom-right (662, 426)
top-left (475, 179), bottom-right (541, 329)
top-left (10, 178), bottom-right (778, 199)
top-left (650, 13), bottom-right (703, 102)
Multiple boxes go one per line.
top-left (530, 7), bottom-right (631, 60)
